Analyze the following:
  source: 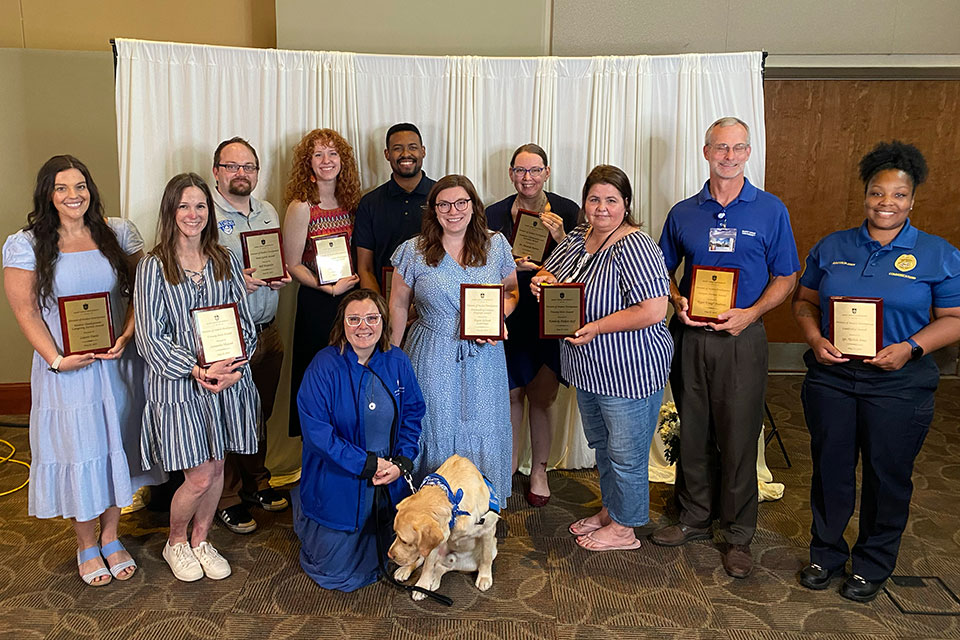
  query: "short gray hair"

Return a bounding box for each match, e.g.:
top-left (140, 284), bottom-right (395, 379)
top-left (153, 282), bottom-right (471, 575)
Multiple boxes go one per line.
top-left (704, 117), bottom-right (751, 147)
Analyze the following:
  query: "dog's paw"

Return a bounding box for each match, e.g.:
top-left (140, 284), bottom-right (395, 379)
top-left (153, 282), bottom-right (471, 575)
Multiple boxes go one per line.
top-left (394, 565), bottom-right (414, 582)
top-left (411, 589), bottom-right (427, 601)
top-left (475, 573), bottom-right (493, 591)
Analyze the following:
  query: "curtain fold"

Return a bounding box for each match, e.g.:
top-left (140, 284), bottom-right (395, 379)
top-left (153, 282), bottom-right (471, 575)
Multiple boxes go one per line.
top-left (114, 39), bottom-right (768, 484)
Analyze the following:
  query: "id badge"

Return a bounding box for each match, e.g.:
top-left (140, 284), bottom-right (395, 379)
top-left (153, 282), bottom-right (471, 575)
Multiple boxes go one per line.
top-left (708, 227), bottom-right (737, 253)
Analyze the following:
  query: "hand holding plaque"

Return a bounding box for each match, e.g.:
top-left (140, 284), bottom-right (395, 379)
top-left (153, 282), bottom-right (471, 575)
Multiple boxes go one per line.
top-left (688, 265), bottom-right (739, 322)
top-left (460, 284), bottom-right (504, 340)
top-left (510, 210), bottom-right (551, 264)
top-left (191, 303), bottom-right (246, 366)
top-left (830, 296), bottom-right (882, 359)
top-left (314, 232), bottom-right (353, 285)
top-left (539, 283), bottom-right (585, 338)
top-left (240, 229), bottom-right (287, 282)
top-left (58, 292), bottom-right (115, 355)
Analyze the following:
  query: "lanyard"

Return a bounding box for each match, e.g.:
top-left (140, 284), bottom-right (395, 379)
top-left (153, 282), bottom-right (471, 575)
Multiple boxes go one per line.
top-left (569, 222), bottom-right (623, 282)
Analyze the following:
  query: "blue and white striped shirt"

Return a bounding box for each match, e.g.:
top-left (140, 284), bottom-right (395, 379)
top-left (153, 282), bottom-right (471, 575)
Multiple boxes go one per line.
top-left (542, 224), bottom-right (673, 399)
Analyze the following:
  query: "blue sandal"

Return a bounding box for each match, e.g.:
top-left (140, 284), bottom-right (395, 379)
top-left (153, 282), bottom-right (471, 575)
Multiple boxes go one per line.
top-left (77, 545), bottom-right (111, 586)
top-left (100, 539), bottom-right (137, 580)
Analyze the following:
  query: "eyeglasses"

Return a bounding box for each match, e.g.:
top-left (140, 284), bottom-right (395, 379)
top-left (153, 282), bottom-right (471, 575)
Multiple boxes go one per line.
top-left (216, 163), bottom-right (260, 174)
top-left (436, 198), bottom-right (471, 213)
top-left (345, 313), bottom-right (382, 327)
top-left (709, 144), bottom-right (749, 156)
top-left (511, 167), bottom-right (545, 177)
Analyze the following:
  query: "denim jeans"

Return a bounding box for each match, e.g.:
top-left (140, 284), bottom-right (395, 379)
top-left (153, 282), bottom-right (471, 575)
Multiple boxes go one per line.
top-left (576, 387), bottom-right (664, 527)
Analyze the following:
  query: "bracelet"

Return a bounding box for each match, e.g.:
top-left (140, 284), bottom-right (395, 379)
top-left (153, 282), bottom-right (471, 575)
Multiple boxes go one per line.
top-left (48, 354), bottom-right (63, 374)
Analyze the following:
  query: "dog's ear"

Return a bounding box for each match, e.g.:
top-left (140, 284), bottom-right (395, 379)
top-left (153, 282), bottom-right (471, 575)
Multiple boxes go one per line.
top-left (418, 517), bottom-right (445, 557)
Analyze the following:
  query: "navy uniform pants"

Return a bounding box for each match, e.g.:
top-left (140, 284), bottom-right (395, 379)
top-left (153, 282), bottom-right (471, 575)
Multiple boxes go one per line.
top-left (801, 350), bottom-right (939, 582)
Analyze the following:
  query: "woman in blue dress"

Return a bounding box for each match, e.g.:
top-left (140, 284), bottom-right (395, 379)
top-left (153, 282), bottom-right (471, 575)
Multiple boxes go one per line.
top-left (293, 289), bottom-right (424, 591)
top-left (485, 143), bottom-right (580, 506)
top-left (2, 155), bottom-right (162, 586)
top-left (388, 174), bottom-right (519, 501)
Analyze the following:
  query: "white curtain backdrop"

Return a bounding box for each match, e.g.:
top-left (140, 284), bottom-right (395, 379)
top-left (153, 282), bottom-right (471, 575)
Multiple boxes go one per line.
top-left (114, 39), bottom-right (777, 490)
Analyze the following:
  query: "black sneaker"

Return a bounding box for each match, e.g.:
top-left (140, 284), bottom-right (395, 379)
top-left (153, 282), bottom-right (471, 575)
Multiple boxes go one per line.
top-left (217, 504), bottom-right (257, 534)
top-left (242, 488), bottom-right (289, 512)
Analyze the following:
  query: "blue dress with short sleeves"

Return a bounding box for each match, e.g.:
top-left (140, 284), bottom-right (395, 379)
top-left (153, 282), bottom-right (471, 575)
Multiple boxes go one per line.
top-left (1, 218), bottom-right (164, 522)
top-left (391, 232), bottom-right (516, 500)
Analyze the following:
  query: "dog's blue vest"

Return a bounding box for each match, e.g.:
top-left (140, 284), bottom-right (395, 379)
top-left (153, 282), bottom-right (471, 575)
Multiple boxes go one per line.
top-left (419, 472), bottom-right (500, 530)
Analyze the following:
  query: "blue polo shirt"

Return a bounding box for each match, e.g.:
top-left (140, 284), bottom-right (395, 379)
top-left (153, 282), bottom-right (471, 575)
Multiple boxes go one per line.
top-left (352, 173), bottom-right (435, 287)
top-left (800, 219), bottom-right (960, 346)
top-left (658, 177), bottom-right (800, 309)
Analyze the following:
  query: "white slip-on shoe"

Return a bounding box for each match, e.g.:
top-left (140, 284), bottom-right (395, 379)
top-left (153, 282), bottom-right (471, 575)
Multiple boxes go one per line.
top-left (192, 541), bottom-right (232, 580)
top-left (163, 541), bottom-right (203, 582)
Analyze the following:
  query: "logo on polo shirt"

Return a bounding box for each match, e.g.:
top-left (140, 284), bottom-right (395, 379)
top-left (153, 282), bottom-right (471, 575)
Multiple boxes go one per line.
top-left (218, 219), bottom-right (235, 235)
top-left (894, 254), bottom-right (917, 272)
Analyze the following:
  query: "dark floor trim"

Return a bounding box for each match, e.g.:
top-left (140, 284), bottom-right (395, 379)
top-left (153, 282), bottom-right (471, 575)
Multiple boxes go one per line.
top-left (0, 383), bottom-right (30, 415)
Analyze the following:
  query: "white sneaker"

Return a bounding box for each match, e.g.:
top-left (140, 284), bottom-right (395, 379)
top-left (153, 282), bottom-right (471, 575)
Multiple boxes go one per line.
top-left (163, 541), bottom-right (203, 582)
top-left (191, 541), bottom-right (231, 580)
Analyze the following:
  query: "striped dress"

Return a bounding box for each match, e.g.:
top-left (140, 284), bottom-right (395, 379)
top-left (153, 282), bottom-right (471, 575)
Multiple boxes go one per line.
top-left (541, 224), bottom-right (673, 399)
top-left (134, 252), bottom-right (261, 471)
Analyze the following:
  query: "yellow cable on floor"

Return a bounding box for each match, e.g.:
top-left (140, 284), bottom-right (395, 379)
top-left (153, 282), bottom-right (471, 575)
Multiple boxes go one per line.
top-left (0, 439), bottom-right (29, 496)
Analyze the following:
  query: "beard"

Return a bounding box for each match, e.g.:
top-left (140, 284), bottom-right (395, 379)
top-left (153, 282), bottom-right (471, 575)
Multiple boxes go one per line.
top-left (227, 178), bottom-right (253, 197)
top-left (393, 159), bottom-right (421, 178)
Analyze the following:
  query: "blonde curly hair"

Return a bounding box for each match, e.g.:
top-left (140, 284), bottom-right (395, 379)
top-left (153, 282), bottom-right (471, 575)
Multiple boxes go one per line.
top-left (283, 128), bottom-right (361, 212)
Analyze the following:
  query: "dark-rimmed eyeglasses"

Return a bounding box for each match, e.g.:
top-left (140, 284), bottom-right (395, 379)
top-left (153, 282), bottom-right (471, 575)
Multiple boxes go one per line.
top-left (511, 167), bottom-right (545, 177)
top-left (216, 163), bottom-right (260, 173)
top-left (436, 198), bottom-right (471, 213)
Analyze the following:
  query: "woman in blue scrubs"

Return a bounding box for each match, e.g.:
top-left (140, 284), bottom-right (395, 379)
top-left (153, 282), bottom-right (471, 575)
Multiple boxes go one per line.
top-left (792, 141), bottom-right (960, 602)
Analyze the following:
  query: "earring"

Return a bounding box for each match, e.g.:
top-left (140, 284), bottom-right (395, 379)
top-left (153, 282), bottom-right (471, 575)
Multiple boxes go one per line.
top-left (310, 175), bottom-right (316, 183)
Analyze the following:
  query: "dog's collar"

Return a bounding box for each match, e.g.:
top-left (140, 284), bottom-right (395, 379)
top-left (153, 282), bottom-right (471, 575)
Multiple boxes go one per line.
top-left (419, 473), bottom-right (500, 529)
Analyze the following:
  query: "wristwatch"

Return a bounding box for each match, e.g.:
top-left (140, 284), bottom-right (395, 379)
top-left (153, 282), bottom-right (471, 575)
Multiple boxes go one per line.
top-left (48, 354), bottom-right (63, 374)
top-left (906, 338), bottom-right (924, 360)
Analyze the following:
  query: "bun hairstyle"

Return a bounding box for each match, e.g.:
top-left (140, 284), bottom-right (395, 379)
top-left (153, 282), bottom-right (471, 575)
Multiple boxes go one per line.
top-left (858, 141), bottom-right (928, 191)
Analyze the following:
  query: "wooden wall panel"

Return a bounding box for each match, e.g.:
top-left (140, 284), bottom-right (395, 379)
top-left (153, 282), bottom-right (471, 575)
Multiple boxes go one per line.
top-left (763, 79), bottom-right (960, 343)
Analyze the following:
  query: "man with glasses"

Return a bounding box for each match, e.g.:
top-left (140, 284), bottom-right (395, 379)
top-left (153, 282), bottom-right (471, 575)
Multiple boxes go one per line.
top-left (211, 137), bottom-right (291, 534)
top-left (353, 123), bottom-right (435, 293)
top-left (652, 117), bottom-right (800, 578)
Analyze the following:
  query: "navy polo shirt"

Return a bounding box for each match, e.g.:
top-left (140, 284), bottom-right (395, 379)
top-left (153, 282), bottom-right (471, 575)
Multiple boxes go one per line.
top-left (800, 219), bottom-right (960, 346)
top-left (658, 177), bottom-right (800, 309)
top-left (353, 173), bottom-right (435, 286)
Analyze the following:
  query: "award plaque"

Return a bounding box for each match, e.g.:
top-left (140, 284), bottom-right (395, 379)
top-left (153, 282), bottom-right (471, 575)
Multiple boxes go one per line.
top-left (240, 229), bottom-right (287, 282)
top-left (191, 303), bottom-right (246, 366)
top-left (313, 232), bottom-right (353, 285)
top-left (688, 265), bottom-right (739, 322)
top-left (830, 296), bottom-right (883, 359)
top-left (460, 284), bottom-right (504, 340)
top-left (58, 292), bottom-right (115, 355)
top-left (381, 266), bottom-right (394, 302)
top-left (539, 283), bottom-right (585, 339)
top-left (510, 209), bottom-right (552, 263)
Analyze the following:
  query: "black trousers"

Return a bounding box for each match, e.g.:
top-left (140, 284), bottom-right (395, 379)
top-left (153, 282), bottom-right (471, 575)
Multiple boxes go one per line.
top-left (801, 351), bottom-right (938, 581)
top-left (669, 319), bottom-right (768, 545)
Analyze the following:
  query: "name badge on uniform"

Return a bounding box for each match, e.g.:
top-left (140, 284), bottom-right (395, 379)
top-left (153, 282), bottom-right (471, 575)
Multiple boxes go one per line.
top-left (708, 227), bottom-right (737, 252)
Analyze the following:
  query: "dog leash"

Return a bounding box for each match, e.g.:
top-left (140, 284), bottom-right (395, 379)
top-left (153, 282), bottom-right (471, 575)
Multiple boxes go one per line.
top-left (372, 484), bottom-right (453, 606)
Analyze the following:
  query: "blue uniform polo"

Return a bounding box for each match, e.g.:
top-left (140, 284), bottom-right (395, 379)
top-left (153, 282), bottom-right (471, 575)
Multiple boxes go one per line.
top-left (658, 177), bottom-right (800, 309)
top-left (352, 173), bottom-right (435, 287)
top-left (800, 219), bottom-right (960, 346)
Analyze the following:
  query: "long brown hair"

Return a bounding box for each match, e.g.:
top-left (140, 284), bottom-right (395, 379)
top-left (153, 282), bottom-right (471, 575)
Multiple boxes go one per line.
top-left (283, 128), bottom-right (361, 212)
top-left (329, 288), bottom-right (393, 354)
top-left (25, 155), bottom-right (132, 307)
top-left (417, 174), bottom-right (490, 268)
top-left (149, 173), bottom-right (232, 285)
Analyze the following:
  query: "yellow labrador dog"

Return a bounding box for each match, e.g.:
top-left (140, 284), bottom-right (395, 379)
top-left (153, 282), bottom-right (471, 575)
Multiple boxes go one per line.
top-left (388, 455), bottom-right (500, 600)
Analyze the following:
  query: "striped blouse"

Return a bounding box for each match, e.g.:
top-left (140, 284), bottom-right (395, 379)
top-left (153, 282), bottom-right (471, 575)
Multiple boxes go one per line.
top-left (542, 224), bottom-right (673, 399)
top-left (134, 251), bottom-right (262, 471)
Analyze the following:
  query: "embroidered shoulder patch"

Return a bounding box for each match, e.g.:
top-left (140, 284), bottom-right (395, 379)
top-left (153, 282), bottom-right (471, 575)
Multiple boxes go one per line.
top-left (218, 219), bottom-right (235, 235)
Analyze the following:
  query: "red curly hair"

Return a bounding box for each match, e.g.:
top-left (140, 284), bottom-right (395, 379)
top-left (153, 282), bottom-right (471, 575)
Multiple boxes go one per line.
top-left (283, 128), bottom-right (361, 212)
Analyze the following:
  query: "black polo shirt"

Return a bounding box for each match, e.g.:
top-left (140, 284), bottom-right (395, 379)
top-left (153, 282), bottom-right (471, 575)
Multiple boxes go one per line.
top-left (352, 173), bottom-right (435, 287)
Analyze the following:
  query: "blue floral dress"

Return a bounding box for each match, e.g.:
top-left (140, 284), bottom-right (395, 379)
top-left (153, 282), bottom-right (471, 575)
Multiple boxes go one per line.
top-left (392, 232), bottom-right (516, 499)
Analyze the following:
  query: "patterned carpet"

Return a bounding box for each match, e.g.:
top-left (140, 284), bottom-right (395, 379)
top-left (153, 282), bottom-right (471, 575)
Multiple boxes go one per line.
top-left (1, 375), bottom-right (959, 639)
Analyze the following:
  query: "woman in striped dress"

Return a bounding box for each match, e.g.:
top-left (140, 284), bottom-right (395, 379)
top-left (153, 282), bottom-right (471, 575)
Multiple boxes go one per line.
top-left (135, 173), bottom-right (261, 581)
top-left (531, 165), bottom-right (673, 552)
top-left (282, 128), bottom-right (361, 437)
